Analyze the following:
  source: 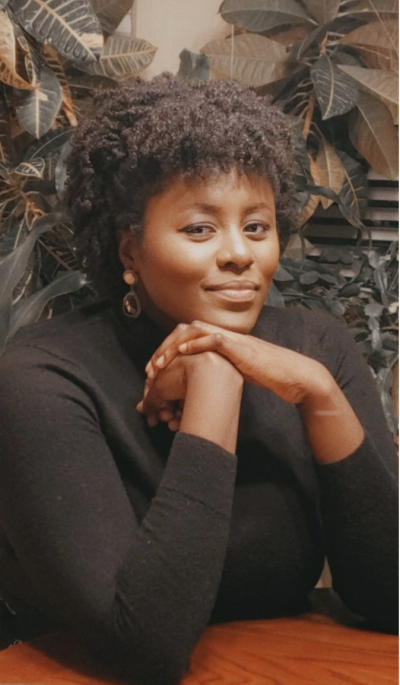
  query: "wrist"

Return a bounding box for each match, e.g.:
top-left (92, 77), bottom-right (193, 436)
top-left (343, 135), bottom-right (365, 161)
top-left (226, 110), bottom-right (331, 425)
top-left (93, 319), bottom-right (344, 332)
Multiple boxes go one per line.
top-left (185, 352), bottom-right (243, 390)
top-left (180, 352), bottom-right (243, 453)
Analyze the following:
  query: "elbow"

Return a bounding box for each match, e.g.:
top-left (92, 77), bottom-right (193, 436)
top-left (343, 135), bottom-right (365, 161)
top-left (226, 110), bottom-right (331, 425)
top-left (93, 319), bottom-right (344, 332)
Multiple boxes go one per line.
top-left (89, 629), bottom-right (191, 685)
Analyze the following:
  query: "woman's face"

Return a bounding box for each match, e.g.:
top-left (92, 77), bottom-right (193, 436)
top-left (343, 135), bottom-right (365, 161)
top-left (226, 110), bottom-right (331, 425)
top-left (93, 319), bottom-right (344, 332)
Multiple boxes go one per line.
top-left (119, 169), bottom-right (280, 333)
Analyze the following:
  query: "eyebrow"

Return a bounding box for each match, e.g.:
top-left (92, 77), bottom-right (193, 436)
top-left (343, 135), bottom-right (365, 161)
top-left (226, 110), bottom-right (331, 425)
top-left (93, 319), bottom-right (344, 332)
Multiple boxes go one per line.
top-left (182, 202), bottom-right (274, 215)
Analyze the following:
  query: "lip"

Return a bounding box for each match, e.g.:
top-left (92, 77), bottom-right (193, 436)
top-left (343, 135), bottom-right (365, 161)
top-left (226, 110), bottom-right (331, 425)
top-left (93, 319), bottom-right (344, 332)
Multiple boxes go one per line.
top-left (205, 281), bottom-right (259, 303)
top-left (206, 281), bottom-right (260, 291)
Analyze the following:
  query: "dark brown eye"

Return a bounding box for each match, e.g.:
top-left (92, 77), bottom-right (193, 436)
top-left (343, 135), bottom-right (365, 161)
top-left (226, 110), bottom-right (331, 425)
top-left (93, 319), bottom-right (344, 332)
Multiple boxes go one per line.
top-left (245, 223), bottom-right (269, 235)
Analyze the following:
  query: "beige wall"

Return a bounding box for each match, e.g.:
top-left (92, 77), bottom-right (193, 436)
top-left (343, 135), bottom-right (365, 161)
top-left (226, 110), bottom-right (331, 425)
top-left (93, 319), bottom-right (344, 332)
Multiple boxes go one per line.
top-left (117, 0), bottom-right (227, 79)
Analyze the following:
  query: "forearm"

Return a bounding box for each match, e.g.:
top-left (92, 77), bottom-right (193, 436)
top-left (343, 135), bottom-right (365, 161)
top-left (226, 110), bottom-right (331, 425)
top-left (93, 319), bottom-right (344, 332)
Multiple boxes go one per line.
top-left (179, 353), bottom-right (244, 453)
top-left (299, 364), bottom-right (365, 464)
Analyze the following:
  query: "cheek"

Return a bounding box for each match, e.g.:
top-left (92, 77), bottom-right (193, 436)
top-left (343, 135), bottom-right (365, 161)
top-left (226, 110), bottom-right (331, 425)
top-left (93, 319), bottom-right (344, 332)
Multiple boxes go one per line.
top-left (139, 242), bottom-right (206, 291)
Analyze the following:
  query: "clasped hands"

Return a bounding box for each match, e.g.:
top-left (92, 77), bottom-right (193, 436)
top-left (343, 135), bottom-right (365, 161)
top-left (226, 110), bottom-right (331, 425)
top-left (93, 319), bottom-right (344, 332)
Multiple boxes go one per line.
top-left (136, 320), bottom-right (329, 431)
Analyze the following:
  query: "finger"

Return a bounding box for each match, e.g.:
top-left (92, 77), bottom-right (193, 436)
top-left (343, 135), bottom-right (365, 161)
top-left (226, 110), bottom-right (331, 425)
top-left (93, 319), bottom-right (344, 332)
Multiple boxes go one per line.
top-left (145, 323), bottom-right (190, 375)
top-left (167, 418), bottom-right (181, 432)
top-left (150, 321), bottom-right (224, 376)
top-left (159, 407), bottom-right (175, 422)
top-left (178, 333), bottom-right (252, 381)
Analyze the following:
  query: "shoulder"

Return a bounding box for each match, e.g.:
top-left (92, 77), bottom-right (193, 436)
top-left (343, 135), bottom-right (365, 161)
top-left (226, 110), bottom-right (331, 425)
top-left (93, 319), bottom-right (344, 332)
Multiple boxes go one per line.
top-left (0, 301), bottom-right (120, 387)
top-left (253, 305), bottom-right (350, 354)
top-left (3, 301), bottom-right (114, 358)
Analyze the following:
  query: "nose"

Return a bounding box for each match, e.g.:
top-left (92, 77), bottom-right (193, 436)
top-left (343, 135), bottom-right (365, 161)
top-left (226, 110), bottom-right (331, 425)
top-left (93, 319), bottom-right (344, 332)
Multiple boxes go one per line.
top-left (216, 228), bottom-right (254, 271)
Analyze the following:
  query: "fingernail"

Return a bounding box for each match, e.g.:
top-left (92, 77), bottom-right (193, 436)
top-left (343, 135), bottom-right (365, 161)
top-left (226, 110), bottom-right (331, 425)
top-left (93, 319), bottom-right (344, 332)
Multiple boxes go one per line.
top-left (155, 354), bottom-right (165, 368)
top-left (179, 343), bottom-right (188, 352)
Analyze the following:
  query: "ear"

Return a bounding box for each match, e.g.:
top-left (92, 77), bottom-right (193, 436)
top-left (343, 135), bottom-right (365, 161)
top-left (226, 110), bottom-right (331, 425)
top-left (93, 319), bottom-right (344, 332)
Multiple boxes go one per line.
top-left (118, 231), bottom-right (141, 274)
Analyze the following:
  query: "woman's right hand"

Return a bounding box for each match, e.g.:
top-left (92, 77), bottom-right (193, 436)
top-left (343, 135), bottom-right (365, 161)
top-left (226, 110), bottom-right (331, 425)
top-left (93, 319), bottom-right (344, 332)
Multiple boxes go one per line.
top-left (137, 351), bottom-right (243, 448)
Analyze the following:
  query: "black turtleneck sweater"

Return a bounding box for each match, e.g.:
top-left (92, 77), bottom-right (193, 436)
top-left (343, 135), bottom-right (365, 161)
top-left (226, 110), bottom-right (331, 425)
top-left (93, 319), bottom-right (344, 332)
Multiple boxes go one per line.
top-left (0, 302), bottom-right (397, 684)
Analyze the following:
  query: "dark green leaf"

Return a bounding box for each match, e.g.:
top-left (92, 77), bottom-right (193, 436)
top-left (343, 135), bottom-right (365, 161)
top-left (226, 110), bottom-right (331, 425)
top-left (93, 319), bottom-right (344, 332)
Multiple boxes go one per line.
top-left (88, 0), bottom-right (134, 35)
top-left (201, 34), bottom-right (293, 87)
top-left (346, 0), bottom-right (399, 16)
top-left (374, 267), bottom-right (389, 306)
top-left (289, 22), bottom-right (329, 60)
top-left (365, 302), bottom-right (384, 317)
top-left (177, 49), bottom-right (209, 81)
top-left (14, 158), bottom-right (45, 178)
top-left (273, 264), bottom-right (294, 281)
top-left (303, 0), bottom-right (340, 24)
top-left (339, 283), bottom-right (360, 297)
top-left (0, 221), bottom-right (29, 257)
top-left (319, 273), bottom-right (339, 284)
top-left (310, 53), bottom-right (359, 120)
top-left (9, 0), bottom-right (103, 64)
top-left (335, 149), bottom-right (368, 229)
top-left (0, 161), bottom-right (11, 178)
top-left (8, 270), bottom-right (86, 341)
top-left (24, 127), bottom-right (73, 160)
top-left (300, 270), bottom-right (320, 284)
top-left (83, 36), bottom-right (157, 80)
top-left (349, 92), bottom-right (398, 180)
top-left (321, 247), bottom-right (341, 263)
top-left (0, 217), bottom-right (57, 353)
top-left (14, 64), bottom-right (62, 138)
top-left (265, 281), bottom-right (286, 307)
top-left (0, 90), bottom-right (13, 166)
top-left (219, 0), bottom-right (316, 32)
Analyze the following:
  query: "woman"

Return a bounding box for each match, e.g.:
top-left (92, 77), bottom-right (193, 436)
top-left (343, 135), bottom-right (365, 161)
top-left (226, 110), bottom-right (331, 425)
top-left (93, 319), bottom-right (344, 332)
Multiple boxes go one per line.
top-left (0, 74), bottom-right (397, 684)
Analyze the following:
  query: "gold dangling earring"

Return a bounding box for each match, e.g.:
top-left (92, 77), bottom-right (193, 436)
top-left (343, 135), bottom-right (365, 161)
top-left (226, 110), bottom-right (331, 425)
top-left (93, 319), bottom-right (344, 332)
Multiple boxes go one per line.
top-left (122, 270), bottom-right (141, 319)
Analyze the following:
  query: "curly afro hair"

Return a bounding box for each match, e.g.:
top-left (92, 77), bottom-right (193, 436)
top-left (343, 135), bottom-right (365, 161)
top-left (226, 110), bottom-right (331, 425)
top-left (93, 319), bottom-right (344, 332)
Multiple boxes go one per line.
top-left (67, 73), bottom-right (298, 303)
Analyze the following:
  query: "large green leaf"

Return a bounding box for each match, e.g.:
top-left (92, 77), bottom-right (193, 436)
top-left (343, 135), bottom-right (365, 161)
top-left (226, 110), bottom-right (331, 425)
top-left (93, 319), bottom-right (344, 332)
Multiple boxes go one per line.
top-left (14, 25), bottom-right (42, 87)
top-left (14, 63), bottom-right (62, 138)
top-left (310, 53), bottom-right (359, 119)
top-left (0, 91), bottom-right (12, 166)
top-left (0, 213), bottom-right (59, 353)
top-left (336, 149), bottom-right (368, 229)
top-left (0, 9), bottom-right (37, 89)
top-left (14, 158), bottom-right (46, 179)
top-left (341, 20), bottom-right (398, 72)
top-left (316, 138), bottom-right (345, 209)
top-left (303, 0), bottom-right (340, 24)
top-left (201, 34), bottom-right (293, 87)
top-left (24, 127), bottom-right (73, 160)
top-left (219, 0), bottom-right (316, 32)
top-left (88, 0), bottom-right (134, 35)
top-left (349, 91), bottom-right (398, 180)
top-left (9, 0), bottom-right (103, 64)
top-left (339, 66), bottom-right (398, 123)
top-left (8, 270), bottom-right (86, 342)
top-left (83, 36), bottom-right (157, 80)
top-left (345, 0), bottom-right (399, 16)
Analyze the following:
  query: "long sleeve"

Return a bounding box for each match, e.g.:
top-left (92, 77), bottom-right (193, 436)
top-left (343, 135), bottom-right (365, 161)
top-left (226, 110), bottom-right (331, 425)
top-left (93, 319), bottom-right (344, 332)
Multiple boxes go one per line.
top-left (0, 344), bottom-right (237, 684)
top-left (307, 314), bottom-right (398, 630)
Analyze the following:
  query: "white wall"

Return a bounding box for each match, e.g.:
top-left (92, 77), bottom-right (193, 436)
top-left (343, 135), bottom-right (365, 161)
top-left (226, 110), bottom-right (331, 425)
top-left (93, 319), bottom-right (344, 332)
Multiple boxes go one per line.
top-left (117, 0), bottom-right (227, 79)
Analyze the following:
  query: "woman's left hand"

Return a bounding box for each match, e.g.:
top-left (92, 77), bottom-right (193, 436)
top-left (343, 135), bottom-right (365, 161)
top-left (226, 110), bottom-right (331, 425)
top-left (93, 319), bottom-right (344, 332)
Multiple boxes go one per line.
top-left (145, 320), bottom-right (327, 406)
top-left (144, 320), bottom-right (365, 462)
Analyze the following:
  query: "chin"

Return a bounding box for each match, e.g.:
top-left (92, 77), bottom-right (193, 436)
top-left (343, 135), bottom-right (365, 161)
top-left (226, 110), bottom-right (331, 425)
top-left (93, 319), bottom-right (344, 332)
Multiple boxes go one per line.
top-left (199, 308), bottom-right (261, 334)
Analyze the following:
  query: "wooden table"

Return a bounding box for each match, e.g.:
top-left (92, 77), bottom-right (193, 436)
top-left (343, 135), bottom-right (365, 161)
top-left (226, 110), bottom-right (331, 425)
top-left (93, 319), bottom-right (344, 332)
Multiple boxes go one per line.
top-left (0, 591), bottom-right (397, 684)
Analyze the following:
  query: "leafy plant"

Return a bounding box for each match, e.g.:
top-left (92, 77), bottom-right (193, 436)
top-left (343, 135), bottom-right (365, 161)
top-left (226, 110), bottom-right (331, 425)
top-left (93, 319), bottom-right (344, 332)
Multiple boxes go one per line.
top-left (266, 239), bottom-right (399, 433)
top-left (0, 0), bottom-right (156, 351)
top-left (200, 0), bottom-right (398, 232)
